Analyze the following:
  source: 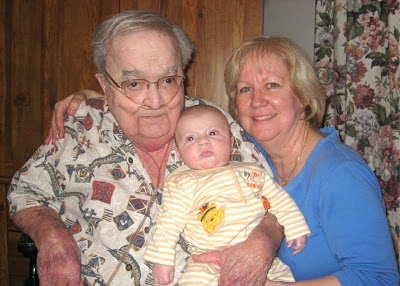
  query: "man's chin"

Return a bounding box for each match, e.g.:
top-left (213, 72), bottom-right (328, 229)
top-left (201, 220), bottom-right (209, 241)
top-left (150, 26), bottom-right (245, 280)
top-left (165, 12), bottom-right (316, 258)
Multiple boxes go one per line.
top-left (132, 131), bottom-right (174, 152)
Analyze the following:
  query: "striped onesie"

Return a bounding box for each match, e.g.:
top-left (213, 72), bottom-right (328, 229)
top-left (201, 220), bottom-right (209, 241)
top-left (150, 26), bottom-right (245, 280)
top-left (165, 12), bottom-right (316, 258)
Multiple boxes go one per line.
top-left (144, 161), bottom-right (310, 285)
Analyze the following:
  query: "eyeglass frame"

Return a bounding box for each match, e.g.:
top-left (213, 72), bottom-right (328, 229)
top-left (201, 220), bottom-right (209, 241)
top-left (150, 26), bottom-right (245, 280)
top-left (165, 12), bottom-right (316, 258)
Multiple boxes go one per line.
top-left (104, 70), bottom-right (185, 98)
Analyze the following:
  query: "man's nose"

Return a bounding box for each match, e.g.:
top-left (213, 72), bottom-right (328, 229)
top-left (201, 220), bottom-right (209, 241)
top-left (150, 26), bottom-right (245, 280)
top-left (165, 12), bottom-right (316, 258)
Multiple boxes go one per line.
top-left (142, 84), bottom-right (164, 109)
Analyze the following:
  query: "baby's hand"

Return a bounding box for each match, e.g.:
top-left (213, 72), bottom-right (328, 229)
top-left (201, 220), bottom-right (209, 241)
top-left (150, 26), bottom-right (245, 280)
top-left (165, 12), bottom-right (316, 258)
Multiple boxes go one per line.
top-left (152, 263), bottom-right (174, 285)
top-left (287, 234), bottom-right (308, 255)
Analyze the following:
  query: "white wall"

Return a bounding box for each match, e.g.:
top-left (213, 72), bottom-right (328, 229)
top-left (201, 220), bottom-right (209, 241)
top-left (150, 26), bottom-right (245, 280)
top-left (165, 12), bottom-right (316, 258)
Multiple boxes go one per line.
top-left (263, 0), bottom-right (315, 61)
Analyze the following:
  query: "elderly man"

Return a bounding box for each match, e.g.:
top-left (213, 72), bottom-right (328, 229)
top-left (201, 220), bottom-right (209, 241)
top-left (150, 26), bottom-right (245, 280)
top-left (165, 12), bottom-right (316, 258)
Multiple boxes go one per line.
top-left (8, 10), bottom-right (282, 285)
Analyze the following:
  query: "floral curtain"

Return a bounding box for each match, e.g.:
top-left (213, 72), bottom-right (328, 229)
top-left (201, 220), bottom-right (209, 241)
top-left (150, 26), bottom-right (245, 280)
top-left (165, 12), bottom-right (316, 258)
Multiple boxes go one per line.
top-left (314, 0), bottom-right (400, 266)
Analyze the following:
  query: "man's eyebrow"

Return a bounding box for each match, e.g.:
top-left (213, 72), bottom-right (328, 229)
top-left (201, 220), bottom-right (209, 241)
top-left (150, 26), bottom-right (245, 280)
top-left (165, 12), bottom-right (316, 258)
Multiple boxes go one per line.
top-left (123, 70), bottom-right (142, 78)
top-left (123, 65), bottom-right (179, 78)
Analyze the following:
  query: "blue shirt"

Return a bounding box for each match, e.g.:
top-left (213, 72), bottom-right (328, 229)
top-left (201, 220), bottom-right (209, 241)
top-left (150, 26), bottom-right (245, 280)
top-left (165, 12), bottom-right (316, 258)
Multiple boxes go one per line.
top-left (249, 127), bottom-right (399, 285)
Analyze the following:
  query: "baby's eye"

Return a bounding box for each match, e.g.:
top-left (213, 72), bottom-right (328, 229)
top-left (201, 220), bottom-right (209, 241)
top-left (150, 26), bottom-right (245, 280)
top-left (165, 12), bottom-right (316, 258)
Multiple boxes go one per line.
top-left (209, 131), bottom-right (217, 136)
top-left (187, 136), bottom-right (196, 142)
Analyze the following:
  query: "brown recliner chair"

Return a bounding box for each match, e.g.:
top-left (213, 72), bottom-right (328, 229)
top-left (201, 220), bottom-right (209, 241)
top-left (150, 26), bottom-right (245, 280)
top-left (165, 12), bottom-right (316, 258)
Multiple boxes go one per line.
top-left (17, 234), bottom-right (39, 286)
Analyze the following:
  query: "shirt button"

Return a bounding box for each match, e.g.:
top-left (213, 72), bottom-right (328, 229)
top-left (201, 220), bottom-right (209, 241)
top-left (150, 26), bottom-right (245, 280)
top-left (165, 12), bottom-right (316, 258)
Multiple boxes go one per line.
top-left (144, 227), bottom-right (150, 233)
top-left (126, 264), bottom-right (133, 271)
top-left (128, 157), bottom-right (133, 164)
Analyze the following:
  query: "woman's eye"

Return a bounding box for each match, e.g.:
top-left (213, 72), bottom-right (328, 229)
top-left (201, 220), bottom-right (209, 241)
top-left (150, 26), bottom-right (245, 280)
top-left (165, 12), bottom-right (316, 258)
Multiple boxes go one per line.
top-left (238, 86), bottom-right (251, 93)
top-left (266, 83), bottom-right (278, 88)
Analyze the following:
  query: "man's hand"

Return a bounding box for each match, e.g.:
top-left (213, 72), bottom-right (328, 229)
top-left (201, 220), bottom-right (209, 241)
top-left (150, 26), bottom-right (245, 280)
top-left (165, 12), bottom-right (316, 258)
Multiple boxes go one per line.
top-left (12, 207), bottom-right (84, 286)
top-left (192, 213), bottom-right (284, 286)
top-left (45, 90), bottom-right (103, 145)
top-left (36, 229), bottom-right (83, 285)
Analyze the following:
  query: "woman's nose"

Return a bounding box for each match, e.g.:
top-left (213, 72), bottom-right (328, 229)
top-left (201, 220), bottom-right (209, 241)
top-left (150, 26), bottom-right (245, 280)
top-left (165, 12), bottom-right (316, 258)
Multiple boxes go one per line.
top-left (250, 89), bottom-right (268, 107)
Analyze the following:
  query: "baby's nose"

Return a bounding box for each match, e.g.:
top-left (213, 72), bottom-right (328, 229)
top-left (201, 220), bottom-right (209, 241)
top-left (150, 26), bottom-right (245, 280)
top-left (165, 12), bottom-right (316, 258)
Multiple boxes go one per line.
top-left (198, 137), bottom-right (210, 145)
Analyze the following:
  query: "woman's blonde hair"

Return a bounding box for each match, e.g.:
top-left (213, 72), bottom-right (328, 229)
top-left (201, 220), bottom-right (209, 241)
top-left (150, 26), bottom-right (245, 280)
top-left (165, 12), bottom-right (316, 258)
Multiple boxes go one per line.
top-left (224, 36), bottom-right (326, 128)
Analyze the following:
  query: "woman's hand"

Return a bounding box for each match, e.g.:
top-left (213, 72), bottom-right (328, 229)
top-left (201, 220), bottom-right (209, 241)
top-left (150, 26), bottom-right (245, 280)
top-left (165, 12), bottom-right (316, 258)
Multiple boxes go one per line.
top-left (192, 213), bottom-right (284, 285)
top-left (44, 90), bottom-right (104, 144)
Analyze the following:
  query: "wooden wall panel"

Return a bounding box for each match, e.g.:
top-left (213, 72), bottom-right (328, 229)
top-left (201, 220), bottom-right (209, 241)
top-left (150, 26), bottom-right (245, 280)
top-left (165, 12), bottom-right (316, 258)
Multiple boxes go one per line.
top-left (0, 0), bottom-right (6, 177)
top-left (0, 0), bottom-right (42, 179)
top-left (10, 0), bottom-right (42, 164)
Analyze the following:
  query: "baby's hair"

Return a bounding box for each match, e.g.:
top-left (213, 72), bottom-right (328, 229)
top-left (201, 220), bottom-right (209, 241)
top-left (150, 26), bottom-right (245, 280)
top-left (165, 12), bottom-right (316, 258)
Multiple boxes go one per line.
top-left (180, 105), bottom-right (228, 123)
top-left (177, 105), bottom-right (232, 135)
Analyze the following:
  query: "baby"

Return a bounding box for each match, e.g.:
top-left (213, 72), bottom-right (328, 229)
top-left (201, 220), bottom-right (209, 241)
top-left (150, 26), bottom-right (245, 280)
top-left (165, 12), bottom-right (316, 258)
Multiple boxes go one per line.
top-left (144, 105), bottom-right (310, 285)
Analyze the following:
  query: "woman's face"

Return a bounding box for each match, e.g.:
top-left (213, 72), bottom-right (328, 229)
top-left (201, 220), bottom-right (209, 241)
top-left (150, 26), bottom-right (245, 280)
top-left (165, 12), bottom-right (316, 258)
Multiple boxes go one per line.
top-left (236, 53), bottom-right (305, 144)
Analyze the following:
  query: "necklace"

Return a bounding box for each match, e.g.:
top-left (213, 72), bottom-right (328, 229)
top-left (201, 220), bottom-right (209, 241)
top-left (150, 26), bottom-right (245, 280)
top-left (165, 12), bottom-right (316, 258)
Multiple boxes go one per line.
top-left (278, 128), bottom-right (310, 186)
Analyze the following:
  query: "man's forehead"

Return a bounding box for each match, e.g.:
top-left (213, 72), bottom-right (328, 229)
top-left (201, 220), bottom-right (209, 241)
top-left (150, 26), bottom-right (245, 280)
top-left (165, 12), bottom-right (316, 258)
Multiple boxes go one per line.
top-left (109, 29), bottom-right (178, 53)
top-left (122, 65), bottom-right (179, 78)
top-left (106, 31), bottom-right (183, 76)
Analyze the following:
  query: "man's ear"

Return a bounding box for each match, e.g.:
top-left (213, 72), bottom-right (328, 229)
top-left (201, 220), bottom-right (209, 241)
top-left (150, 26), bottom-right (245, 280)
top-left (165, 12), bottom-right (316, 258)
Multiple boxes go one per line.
top-left (95, 73), bottom-right (108, 105)
top-left (95, 73), bottom-right (107, 93)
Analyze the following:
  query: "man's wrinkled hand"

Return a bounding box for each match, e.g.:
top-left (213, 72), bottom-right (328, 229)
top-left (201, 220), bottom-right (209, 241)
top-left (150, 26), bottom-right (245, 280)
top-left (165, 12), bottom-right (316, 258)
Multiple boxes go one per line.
top-left (36, 231), bottom-right (83, 286)
top-left (192, 236), bottom-right (273, 286)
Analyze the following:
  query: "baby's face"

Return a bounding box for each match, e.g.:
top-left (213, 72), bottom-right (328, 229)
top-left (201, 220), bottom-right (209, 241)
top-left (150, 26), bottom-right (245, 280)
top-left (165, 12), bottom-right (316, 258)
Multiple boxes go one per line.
top-left (175, 110), bottom-right (233, 170)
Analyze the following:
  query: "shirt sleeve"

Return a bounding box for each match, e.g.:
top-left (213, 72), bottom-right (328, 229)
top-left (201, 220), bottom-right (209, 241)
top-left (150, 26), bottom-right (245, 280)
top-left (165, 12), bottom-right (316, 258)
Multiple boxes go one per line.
top-left (261, 174), bottom-right (311, 240)
top-left (320, 161), bottom-right (399, 285)
top-left (7, 140), bottom-right (68, 216)
top-left (143, 173), bottom-right (190, 266)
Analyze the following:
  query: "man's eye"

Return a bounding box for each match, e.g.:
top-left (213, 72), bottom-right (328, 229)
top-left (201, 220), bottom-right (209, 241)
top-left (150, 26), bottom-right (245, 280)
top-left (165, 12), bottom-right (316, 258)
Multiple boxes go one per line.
top-left (160, 76), bottom-right (177, 86)
top-left (164, 77), bottom-right (174, 84)
top-left (127, 80), bottom-right (144, 89)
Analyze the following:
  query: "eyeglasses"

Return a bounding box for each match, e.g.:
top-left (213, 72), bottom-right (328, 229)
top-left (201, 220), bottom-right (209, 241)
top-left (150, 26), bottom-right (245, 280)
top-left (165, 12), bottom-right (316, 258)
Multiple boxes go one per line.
top-left (105, 70), bottom-right (184, 100)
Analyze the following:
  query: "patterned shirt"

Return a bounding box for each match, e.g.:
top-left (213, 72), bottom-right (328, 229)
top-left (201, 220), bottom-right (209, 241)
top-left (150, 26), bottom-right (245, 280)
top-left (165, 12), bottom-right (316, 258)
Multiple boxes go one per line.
top-left (8, 96), bottom-right (274, 286)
